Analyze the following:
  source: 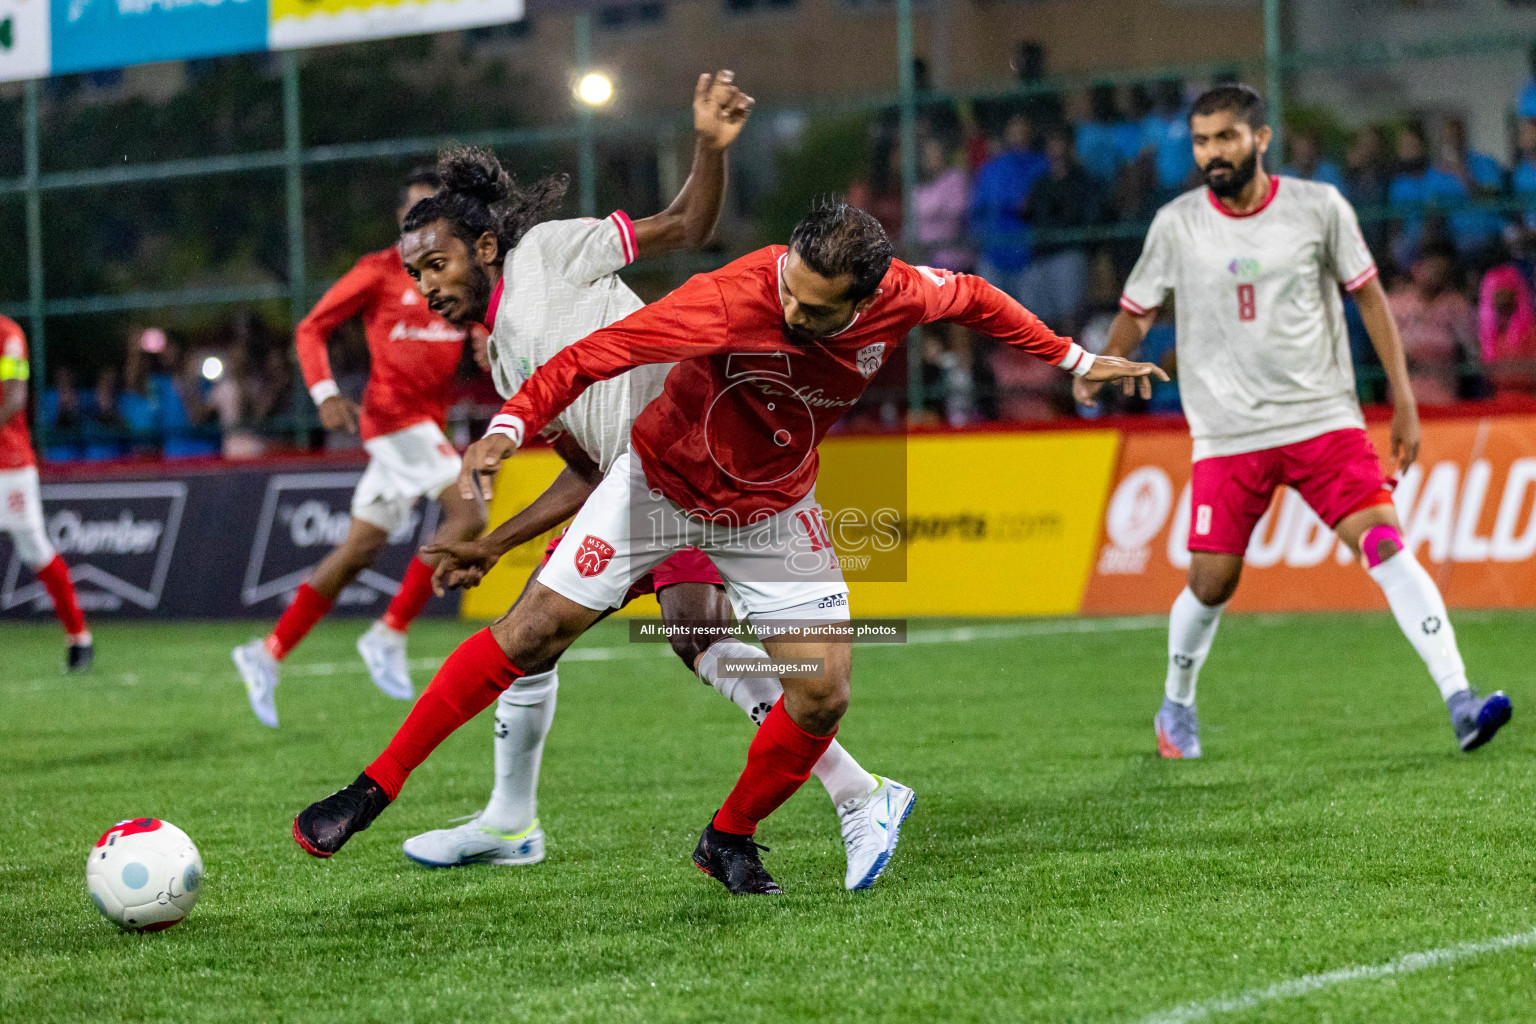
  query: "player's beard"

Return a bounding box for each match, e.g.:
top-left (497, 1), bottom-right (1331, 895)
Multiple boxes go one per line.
top-left (455, 262), bottom-right (494, 328)
top-left (1201, 145), bottom-right (1260, 199)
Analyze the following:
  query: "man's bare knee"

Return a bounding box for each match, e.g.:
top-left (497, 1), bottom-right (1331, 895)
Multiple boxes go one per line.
top-left (491, 584), bottom-right (597, 670)
top-left (778, 652), bottom-right (851, 736)
top-left (1188, 554), bottom-right (1243, 606)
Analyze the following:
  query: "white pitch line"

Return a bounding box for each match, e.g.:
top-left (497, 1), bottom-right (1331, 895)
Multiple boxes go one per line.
top-left (1135, 927), bottom-right (1536, 1024)
top-left (9, 616), bottom-right (1169, 691)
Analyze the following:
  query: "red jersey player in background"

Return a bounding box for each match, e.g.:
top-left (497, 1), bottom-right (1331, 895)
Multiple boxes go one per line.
top-left (232, 168), bottom-right (486, 728)
top-left (0, 316), bottom-right (92, 672)
top-left (292, 201), bottom-right (1165, 894)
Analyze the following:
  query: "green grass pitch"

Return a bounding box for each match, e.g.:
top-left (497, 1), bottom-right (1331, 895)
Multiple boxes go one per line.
top-left (2, 611), bottom-right (1534, 1023)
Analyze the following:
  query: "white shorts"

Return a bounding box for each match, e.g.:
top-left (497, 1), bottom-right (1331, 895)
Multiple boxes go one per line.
top-left (351, 421), bottom-right (462, 535)
top-left (537, 447), bottom-right (849, 620)
top-left (0, 465), bottom-right (54, 568)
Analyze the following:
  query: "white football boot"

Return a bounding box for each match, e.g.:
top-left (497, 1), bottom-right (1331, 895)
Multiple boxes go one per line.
top-left (357, 621), bottom-right (414, 701)
top-left (402, 816), bottom-right (546, 868)
top-left (837, 776), bottom-right (916, 890)
top-left (232, 639), bottom-right (280, 728)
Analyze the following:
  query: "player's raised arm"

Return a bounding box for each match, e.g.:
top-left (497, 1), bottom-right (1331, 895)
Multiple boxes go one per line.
top-left (295, 261), bottom-right (379, 433)
top-left (460, 275), bottom-right (732, 499)
top-left (915, 265), bottom-right (1167, 398)
top-left (629, 71), bottom-right (755, 259)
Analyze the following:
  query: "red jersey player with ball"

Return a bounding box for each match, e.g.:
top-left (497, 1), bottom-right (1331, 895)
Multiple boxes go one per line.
top-left (0, 317), bottom-right (92, 673)
top-left (232, 169), bottom-right (486, 727)
top-left (293, 201), bottom-right (1165, 893)
top-left (1079, 85), bottom-right (1511, 758)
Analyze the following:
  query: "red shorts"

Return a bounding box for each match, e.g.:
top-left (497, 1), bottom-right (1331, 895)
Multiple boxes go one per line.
top-left (1188, 428), bottom-right (1394, 556)
top-left (541, 531), bottom-right (724, 607)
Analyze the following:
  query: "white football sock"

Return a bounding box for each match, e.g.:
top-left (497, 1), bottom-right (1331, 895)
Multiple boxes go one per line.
top-left (479, 668), bottom-right (558, 835)
top-left (1166, 587), bottom-right (1226, 707)
top-left (696, 639), bottom-right (878, 807)
top-left (1368, 550), bottom-right (1470, 701)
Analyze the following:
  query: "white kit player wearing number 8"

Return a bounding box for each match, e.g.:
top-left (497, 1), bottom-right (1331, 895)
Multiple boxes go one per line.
top-left (1080, 84), bottom-right (1512, 758)
top-left (382, 73), bottom-right (911, 890)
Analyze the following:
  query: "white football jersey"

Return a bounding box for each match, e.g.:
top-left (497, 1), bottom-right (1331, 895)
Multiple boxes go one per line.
top-left (487, 212), bottom-right (673, 472)
top-left (1121, 176), bottom-right (1379, 460)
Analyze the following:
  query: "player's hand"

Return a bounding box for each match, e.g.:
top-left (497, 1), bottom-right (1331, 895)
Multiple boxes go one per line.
top-left (469, 325), bottom-right (491, 373)
top-left (1073, 376), bottom-right (1106, 408)
top-left (459, 434), bottom-right (518, 502)
top-left (423, 539), bottom-right (500, 596)
top-left (694, 70), bottom-right (755, 151)
top-left (1081, 355), bottom-right (1170, 401)
top-left (1390, 398), bottom-right (1422, 473)
top-left (318, 395), bottom-right (360, 434)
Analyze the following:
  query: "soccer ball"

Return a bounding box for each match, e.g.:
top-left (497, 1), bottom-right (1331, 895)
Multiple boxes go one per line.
top-left (85, 818), bottom-right (203, 932)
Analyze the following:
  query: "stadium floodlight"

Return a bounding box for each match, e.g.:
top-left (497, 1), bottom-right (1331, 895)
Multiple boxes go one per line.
top-left (576, 72), bottom-right (614, 107)
top-left (201, 356), bottom-right (224, 381)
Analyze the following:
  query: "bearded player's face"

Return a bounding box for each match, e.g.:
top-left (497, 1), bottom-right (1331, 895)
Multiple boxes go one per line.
top-left (1191, 109), bottom-right (1270, 199)
top-left (400, 221), bottom-right (493, 328)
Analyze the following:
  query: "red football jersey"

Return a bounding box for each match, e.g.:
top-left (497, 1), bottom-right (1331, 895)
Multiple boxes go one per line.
top-left (0, 316), bottom-right (35, 471)
top-left (296, 247), bottom-right (467, 441)
top-left (495, 247), bottom-right (1082, 519)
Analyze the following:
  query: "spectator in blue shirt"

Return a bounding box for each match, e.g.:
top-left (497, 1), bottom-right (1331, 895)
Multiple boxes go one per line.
top-left (1142, 78), bottom-right (1196, 198)
top-left (1440, 115), bottom-right (1506, 260)
top-left (1075, 85), bottom-right (1133, 184)
top-left (1283, 128), bottom-right (1346, 190)
top-left (1389, 124), bottom-right (1466, 266)
top-left (153, 343), bottom-right (218, 459)
top-left (1346, 125), bottom-right (1393, 254)
top-left (1519, 44), bottom-right (1536, 121)
top-left (40, 366), bottom-right (88, 463)
top-left (969, 113), bottom-right (1048, 293)
top-left (1515, 119), bottom-right (1536, 191)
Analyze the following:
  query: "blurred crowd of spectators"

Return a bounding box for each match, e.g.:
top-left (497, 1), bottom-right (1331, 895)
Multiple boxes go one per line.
top-left (35, 65), bottom-right (1536, 462)
top-left (862, 70), bottom-right (1536, 428)
top-left (40, 319), bottom-right (298, 463)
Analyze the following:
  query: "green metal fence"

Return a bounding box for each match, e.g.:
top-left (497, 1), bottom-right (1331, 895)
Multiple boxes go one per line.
top-left (9, 2), bottom-right (1536, 449)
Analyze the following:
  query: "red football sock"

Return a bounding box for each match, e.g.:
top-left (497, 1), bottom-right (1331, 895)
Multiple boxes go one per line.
top-left (265, 583), bottom-right (332, 661)
top-left (35, 555), bottom-right (87, 639)
top-left (712, 699), bottom-right (836, 836)
top-left (366, 629), bottom-right (524, 799)
top-left (381, 556), bottom-right (434, 632)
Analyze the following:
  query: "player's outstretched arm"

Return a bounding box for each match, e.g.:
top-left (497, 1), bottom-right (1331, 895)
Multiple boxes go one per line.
top-left (296, 261), bottom-right (379, 434)
top-left (1352, 276), bottom-right (1421, 472)
top-left (1074, 308), bottom-right (1156, 408)
top-left (1079, 353), bottom-right (1170, 400)
top-left (629, 70), bottom-right (755, 259)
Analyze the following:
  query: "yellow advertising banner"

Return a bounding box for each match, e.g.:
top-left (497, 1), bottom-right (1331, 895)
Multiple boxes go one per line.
top-left (269, 0), bottom-right (524, 50)
top-left (460, 430), bottom-right (1121, 621)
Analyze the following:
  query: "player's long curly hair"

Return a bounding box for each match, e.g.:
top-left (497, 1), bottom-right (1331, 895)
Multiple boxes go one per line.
top-left (402, 146), bottom-right (569, 263)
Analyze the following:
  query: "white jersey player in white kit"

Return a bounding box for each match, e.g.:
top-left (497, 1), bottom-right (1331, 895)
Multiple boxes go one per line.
top-left (389, 73), bottom-right (912, 890)
top-left (1079, 84), bottom-right (1511, 757)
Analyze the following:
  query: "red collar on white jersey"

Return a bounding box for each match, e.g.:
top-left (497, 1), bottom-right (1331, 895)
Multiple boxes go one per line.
top-left (1206, 173), bottom-right (1281, 219)
top-left (484, 277), bottom-right (505, 330)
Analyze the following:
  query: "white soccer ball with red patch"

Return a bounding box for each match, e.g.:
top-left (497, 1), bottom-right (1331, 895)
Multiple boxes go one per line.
top-left (85, 818), bottom-right (203, 932)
